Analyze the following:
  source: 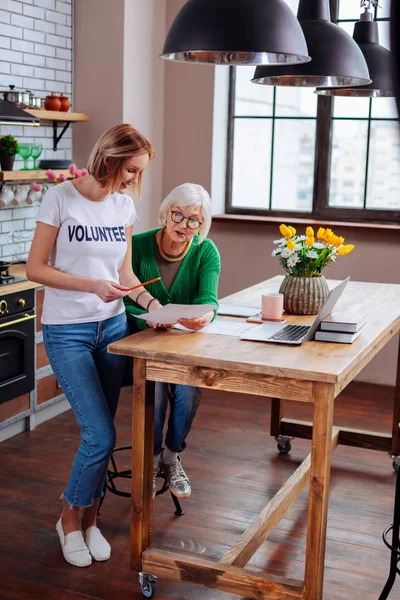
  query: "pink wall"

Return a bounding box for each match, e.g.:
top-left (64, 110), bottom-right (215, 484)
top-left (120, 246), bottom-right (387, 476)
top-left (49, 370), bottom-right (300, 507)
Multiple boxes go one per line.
top-left (73, 0), bottom-right (125, 167)
top-left (162, 0), bottom-right (215, 197)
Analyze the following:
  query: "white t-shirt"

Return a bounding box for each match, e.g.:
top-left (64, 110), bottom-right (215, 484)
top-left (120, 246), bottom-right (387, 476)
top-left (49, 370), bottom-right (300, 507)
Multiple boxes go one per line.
top-left (36, 180), bottom-right (138, 325)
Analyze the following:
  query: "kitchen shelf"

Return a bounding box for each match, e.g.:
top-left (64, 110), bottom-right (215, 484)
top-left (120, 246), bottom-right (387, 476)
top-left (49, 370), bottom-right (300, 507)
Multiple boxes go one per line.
top-left (24, 109), bottom-right (90, 122)
top-left (0, 169), bottom-right (71, 182)
top-left (24, 109), bottom-right (91, 151)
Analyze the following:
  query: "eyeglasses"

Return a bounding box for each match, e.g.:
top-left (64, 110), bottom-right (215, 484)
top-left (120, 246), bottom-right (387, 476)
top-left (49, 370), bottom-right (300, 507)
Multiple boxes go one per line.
top-left (170, 210), bottom-right (202, 230)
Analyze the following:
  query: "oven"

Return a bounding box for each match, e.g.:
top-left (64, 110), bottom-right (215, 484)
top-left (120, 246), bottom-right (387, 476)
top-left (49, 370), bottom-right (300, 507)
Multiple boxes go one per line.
top-left (0, 288), bottom-right (36, 405)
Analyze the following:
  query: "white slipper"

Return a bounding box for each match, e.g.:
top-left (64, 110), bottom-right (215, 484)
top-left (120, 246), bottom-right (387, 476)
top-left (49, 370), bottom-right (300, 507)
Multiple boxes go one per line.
top-left (56, 518), bottom-right (92, 567)
top-left (84, 526), bottom-right (111, 561)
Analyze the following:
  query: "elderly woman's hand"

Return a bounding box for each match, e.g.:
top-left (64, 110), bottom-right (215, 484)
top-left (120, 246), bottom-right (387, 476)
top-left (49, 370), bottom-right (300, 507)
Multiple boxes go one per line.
top-left (177, 310), bottom-right (214, 331)
top-left (146, 299), bottom-right (173, 330)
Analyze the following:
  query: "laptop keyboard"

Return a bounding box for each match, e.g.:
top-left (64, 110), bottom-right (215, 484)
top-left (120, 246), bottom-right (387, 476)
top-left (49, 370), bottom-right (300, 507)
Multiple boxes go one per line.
top-left (270, 324), bottom-right (310, 342)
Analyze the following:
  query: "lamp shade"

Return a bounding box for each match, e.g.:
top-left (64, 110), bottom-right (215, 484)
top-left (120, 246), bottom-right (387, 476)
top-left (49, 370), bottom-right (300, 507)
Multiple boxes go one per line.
top-left (252, 0), bottom-right (371, 87)
top-left (160, 0), bottom-right (310, 66)
top-left (316, 13), bottom-right (394, 97)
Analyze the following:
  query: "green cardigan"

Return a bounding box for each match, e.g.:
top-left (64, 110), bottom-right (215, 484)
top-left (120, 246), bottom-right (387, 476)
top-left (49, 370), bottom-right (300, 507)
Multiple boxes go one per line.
top-left (124, 228), bottom-right (221, 332)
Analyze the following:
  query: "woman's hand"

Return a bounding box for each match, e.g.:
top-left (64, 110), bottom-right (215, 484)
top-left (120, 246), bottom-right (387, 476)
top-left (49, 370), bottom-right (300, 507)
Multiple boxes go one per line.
top-left (177, 310), bottom-right (214, 331)
top-left (146, 299), bottom-right (173, 330)
top-left (92, 280), bottom-right (128, 303)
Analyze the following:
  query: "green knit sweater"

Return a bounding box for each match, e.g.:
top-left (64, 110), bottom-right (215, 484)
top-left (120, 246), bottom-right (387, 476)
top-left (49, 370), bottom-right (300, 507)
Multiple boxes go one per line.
top-left (124, 228), bottom-right (221, 332)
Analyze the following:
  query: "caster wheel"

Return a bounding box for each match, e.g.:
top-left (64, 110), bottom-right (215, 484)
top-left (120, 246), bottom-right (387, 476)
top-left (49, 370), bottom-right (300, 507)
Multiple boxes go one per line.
top-left (277, 440), bottom-right (291, 455)
top-left (393, 460), bottom-right (400, 473)
top-left (140, 575), bottom-right (157, 598)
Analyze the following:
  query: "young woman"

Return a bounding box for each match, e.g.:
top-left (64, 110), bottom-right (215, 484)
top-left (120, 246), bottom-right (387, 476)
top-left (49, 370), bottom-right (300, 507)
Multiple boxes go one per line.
top-left (26, 124), bottom-right (162, 568)
top-left (124, 183), bottom-right (221, 501)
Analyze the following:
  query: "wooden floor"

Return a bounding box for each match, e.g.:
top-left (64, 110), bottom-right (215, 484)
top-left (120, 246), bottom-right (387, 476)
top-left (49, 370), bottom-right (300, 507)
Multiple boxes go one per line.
top-left (1, 381), bottom-right (399, 600)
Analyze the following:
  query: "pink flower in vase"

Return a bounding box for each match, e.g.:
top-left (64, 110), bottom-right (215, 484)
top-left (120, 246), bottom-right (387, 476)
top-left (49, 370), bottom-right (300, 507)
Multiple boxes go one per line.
top-left (30, 182), bottom-right (41, 192)
top-left (58, 173), bottom-right (67, 182)
top-left (75, 169), bottom-right (83, 178)
top-left (69, 164), bottom-right (78, 176)
top-left (46, 169), bottom-right (57, 182)
top-left (80, 168), bottom-right (88, 176)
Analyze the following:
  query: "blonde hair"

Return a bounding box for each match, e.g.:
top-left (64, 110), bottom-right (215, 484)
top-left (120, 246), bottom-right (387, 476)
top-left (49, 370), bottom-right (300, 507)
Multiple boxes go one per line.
top-left (87, 123), bottom-right (155, 195)
top-left (158, 183), bottom-right (212, 244)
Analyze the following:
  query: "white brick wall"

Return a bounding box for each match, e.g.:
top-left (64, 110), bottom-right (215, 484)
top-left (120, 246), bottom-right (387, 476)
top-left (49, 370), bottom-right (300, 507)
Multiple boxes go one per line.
top-left (0, 0), bottom-right (73, 262)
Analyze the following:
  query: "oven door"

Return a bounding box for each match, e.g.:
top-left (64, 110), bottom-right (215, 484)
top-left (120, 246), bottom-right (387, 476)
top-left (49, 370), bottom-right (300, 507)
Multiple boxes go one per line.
top-left (0, 309), bottom-right (36, 405)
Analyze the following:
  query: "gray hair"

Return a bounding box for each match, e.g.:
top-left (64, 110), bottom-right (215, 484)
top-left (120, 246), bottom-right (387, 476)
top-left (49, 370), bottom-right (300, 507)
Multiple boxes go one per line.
top-left (158, 183), bottom-right (212, 243)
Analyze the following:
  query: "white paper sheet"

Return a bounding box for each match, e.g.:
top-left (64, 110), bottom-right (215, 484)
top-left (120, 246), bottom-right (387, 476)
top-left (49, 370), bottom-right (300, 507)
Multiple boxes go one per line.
top-left (135, 303), bottom-right (218, 325)
top-left (174, 320), bottom-right (260, 337)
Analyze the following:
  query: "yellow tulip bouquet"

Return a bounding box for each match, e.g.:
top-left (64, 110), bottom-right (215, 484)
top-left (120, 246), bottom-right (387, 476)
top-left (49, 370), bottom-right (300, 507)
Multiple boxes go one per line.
top-left (272, 224), bottom-right (354, 278)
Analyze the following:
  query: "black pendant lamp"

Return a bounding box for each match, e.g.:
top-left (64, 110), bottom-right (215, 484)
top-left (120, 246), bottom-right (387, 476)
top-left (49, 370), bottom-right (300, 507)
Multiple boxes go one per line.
top-left (160, 0), bottom-right (310, 66)
top-left (252, 0), bottom-right (371, 87)
top-left (316, 4), bottom-right (394, 97)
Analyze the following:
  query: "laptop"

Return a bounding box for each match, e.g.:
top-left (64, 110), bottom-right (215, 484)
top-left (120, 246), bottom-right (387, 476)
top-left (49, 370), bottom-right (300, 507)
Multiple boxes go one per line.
top-left (240, 277), bottom-right (350, 345)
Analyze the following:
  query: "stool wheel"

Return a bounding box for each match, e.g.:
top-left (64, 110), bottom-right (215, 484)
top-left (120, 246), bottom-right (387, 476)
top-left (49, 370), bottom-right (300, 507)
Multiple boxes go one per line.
top-left (139, 573), bottom-right (157, 598)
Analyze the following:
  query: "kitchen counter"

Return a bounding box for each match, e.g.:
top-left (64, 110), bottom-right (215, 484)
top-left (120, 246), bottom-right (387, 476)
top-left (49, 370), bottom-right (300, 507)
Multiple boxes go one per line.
top-left (1, 264), bottom-right (41, 297)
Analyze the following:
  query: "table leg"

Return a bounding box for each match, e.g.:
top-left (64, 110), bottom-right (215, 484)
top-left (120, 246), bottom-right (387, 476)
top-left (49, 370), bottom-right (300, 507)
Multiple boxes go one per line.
top-left (390, 335), bottom-right (400, 457)
top-left (302, 382), bottom-right (335, 600)
top-left (270, 397), bottom-right (284, 437)
top-left (130, 358), bottom-right (154, 571)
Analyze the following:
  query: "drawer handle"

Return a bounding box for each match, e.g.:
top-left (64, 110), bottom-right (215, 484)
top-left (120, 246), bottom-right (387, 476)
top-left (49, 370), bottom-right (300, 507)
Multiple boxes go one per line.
top-left (0, 314), bottom-right (37, 329)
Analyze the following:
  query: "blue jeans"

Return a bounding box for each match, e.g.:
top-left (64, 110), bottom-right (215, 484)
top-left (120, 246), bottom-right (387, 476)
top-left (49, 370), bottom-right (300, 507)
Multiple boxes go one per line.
top-left (154, 382), bottom-right (201, 455)
top-left (42, 312), bottom-right (129, 507)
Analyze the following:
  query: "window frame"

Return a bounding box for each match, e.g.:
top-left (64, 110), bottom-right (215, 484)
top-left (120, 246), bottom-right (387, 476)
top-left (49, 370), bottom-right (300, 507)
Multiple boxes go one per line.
top-left (225, 1), bottom-right (400, 225)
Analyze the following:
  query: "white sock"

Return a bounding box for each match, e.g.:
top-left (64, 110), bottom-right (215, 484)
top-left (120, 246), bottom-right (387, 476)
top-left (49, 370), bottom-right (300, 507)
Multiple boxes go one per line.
top-left (163, 448), bottom-right (178, 465)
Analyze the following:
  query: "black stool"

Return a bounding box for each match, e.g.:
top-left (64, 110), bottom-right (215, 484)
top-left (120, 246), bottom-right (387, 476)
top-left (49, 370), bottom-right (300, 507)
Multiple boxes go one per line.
top-left (98, 445), bottom-right (184, 516)
top-left (379, 466), bottom-right (400, 599)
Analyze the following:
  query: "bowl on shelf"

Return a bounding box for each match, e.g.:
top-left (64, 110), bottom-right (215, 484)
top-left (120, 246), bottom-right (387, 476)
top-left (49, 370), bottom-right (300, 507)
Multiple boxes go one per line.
top-left (38, 159), bottom-right (72, 170)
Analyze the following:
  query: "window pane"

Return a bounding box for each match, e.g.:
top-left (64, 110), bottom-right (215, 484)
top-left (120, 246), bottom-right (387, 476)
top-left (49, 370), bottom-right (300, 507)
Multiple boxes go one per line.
top-left (366, 121), bottom-right (400, 209)
top-left (378, 21), bottom-right (390, 50)
top-left (329, 120), bottom-right (369, 208)
top-left (231, 119), bottom-right (272, 209)
top-left (377, 0), bottom-right (391, 18)
top-left (271, 120), bottom-right (316, 212)
top-left (371, 98), bottom-right (398, 119)
top-left (275, 87), bottom-right (317, 117)
top-left (338, 0), bottom-right (360, 20)
top-left (333, 96), bottom-right (370, 118)
top-left (234, 66), bottom-right (274, 117)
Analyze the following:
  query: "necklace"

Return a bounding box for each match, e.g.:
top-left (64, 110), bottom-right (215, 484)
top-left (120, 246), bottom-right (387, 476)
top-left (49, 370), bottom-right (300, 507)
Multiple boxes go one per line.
top-left (157, 227), bottom-right (192, 263)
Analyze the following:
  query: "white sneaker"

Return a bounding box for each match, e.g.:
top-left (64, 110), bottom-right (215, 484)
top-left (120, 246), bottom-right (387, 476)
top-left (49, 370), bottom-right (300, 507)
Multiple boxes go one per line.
top-left (56, 518), bottom-right (92, 567)
top-left (84, 526), bottom-right (111, 561)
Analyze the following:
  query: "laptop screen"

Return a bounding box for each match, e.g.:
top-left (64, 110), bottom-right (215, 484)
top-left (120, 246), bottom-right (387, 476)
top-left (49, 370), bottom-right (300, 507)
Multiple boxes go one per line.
top-left (305, 277), bottom-right (350, 341)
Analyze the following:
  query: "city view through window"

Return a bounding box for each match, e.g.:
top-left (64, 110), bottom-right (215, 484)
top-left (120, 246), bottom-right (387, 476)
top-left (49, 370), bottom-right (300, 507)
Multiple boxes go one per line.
top-left (228, 0), bottom-right (400, 217)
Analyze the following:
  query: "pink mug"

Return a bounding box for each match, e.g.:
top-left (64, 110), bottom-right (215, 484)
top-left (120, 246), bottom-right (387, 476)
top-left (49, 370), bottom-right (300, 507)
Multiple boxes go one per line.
top-left (261, 292), bottom-right (284, 321)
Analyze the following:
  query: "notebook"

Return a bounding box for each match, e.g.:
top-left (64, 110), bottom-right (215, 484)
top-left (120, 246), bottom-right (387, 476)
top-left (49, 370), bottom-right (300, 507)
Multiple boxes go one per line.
top-left (314, 328), bottom-right (364, 344)
top-left (217, 304), bottom-right (261, 318)
top-left (320, 312), bottom-right (367, 333)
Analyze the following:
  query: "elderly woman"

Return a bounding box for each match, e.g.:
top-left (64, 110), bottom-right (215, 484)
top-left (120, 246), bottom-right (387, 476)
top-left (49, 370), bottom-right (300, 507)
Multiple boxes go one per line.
top-left (124, 183), bottom-right (220, 500)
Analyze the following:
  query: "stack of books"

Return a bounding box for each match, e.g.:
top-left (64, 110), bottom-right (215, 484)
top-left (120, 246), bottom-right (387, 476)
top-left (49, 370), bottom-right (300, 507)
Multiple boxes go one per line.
top-left (314, 312), bottom-right (367, 344)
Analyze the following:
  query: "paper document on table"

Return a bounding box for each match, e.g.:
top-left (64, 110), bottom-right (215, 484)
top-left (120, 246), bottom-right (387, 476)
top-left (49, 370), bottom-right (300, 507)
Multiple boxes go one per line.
top-left (136, 303), bottom-right (218, 325)
top-left (174, 320), bottom-right (260, 337)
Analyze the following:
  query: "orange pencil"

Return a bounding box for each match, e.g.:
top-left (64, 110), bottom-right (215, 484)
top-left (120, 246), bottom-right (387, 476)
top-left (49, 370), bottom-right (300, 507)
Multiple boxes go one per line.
top-left (124, 276), bottom-right (161, 292)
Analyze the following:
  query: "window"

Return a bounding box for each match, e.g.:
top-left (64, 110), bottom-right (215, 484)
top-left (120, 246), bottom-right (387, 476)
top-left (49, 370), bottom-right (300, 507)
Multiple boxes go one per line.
top-left (226, 0), bottom-right (400, 223)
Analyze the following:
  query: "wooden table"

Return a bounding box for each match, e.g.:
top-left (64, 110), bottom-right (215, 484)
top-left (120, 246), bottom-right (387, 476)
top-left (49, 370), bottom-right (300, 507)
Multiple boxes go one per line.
top-left (109, 276), bottom-right (400, 600)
